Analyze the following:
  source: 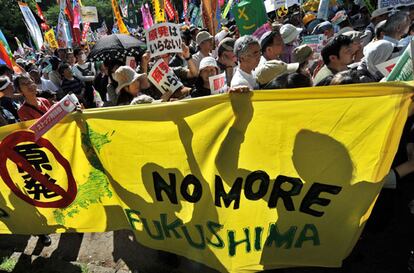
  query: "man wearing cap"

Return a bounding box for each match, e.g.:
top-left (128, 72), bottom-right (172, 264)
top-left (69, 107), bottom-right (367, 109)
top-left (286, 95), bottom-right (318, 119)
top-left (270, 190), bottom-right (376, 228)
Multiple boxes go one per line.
top-left (312, 21), bottom-right (334, 39)
top-left (216, 38), bottom-right (237, 85)
top-left (192, 31), bottom-right (214, 69)
top-left (255, 60), bottom-right (299, 88)
top-left (280, 24), bottom-right (302, 63)
top-left (258, 31), bottom-right (285, 66)
top-left (0, 76), bottom-right (19, 121)
top-left (231, 35), bottom-right (261, 89)
top-left (342, 31), bottom-right (366, 62)
top-left (293, 45), bottom-right (314, 77)
top-left (363, 8), bottom-right (391, 46)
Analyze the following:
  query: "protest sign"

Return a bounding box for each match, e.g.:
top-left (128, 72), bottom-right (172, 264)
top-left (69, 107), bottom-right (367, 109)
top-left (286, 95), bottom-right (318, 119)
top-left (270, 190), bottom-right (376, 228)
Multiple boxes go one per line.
top-left (286, 0), bottom-right (300, 8)
top-left (44, 29), bottom-right (58, 50)
top-left (209, 73), bottom-right (228, 94)
top-left (317, 0), bottom-right (330, 20)
top-left (148, 59), bottom-right (183, 94)
top-left (126, 56), bottom-right (137, 70)
top-left (232, 0), bottom-right (268, 36)
top-left (376, 57), bottom-right (399, 77)
top-left (81, 6), bottom-right (99, 23)
top-left (29, 94), bottom-right (79, 141)
top-left (18, 2), bottom-right (43, 50)
top-left (264, 0), bottom-right (285, 12)
top-left (301, 34), bottom-right (326, 60)
top-left (386, 41), bottom-right (414, 81)
top-left (378, 0), bottom-right (414, 9)
top-left (0, 82), bottom-right (411, 272)
top-left (145, 23), bottom-right (182, 58)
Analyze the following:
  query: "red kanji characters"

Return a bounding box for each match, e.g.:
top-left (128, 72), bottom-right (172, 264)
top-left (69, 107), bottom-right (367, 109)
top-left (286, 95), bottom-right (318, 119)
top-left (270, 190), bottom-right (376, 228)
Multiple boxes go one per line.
top-left (158, 61), bottom-right (170, 74)
top-left (157, 26), bottom-right (169, 38)
top-left (148, 29), bottom-right (158, 42)
top-left (151, 67), bottom-right (165, 84)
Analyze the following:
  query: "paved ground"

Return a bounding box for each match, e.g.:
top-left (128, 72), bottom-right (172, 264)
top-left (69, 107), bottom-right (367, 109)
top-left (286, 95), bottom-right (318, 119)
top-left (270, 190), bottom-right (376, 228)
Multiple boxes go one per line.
top-left (0, 191), bottom-right (409, 273)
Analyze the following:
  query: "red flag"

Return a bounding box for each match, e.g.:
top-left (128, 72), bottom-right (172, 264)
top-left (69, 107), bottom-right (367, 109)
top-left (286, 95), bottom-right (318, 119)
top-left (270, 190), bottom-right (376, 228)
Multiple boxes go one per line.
top-left (0, 43), bottom-right (13, 69)
top-left (164, 0), bottom-right (175, 21)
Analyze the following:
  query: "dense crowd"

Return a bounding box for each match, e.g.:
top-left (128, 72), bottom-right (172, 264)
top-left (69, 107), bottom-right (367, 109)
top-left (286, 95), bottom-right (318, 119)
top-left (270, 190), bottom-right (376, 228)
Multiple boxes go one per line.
top-left (2, 2), bottom-right (414, 271)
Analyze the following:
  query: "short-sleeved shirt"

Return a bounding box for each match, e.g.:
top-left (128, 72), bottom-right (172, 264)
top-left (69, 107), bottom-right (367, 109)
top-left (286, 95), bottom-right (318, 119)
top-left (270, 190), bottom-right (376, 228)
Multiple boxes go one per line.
top-left (17, 97), bottom-right (51, 121)
top-left (231, 67), bottom-right (258, 90)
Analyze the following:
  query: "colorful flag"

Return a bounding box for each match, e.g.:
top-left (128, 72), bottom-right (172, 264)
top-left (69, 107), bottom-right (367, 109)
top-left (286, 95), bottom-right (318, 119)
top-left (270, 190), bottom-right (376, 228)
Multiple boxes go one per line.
top-left (222, 0), bottom-right (234, 18)
top-left (44, 29), bottom-right (59, 50)
top-left (17, 1), bottom-right (44, 50)
top-left (201, 0), bottom-right (218, 36)
top-left (57, 0), bottom-right (72, 48)
top-left (126, 0), bottom-right (138, 27)
top-left (72, 0), bottom-right (82, 45)
top-left (232, 0), bottom-right (268, 36)
top-left (81, 22), bottom-right (90, 42)
top-left (0, 43), bottom-right (13, 69)
top-left (14, 37), bottom-right (25, 56)
top-left (0, 30), bottom-right (13, 62)
top-left (152, 0), bottom-right (165, 23)
top-left (35, 3), bottom-right (49, 31)
top-left (141, 3), bottom-right (154, 30)
top-left (164, 0), bottom-right (176, 21)
top-left (111, 0), bottom-right (130, 34)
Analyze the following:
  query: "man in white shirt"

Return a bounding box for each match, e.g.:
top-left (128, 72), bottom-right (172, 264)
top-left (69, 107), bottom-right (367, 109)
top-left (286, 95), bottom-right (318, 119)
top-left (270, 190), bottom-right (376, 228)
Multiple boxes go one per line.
top-left (231, 35), bottom-right (261, 90)
top-left (192, 31), bottom-right (214, 69)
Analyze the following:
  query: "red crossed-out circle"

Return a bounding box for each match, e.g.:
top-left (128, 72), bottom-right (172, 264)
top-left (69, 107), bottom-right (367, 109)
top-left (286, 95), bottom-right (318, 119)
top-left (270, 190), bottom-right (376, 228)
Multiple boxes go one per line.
top-left (0, 130), bottom-right (77, 208)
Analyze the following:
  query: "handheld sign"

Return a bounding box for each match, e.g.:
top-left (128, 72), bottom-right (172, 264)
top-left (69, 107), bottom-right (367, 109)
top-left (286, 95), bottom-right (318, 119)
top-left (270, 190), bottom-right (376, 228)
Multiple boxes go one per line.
top-left (81, 6), bottom-right (99, 23)
top-left (29, 94), bottom-right (79, 141)
top-left (209, 73), bottom-right (228, 94)
top-left (126, 56), bottom-right (137, 70)
top-left (376, 57), bottom-right (399, 77)
top-left (148, 59), bottom-right (183, 94)
top-left (146, 23), bottom-right (182, 58)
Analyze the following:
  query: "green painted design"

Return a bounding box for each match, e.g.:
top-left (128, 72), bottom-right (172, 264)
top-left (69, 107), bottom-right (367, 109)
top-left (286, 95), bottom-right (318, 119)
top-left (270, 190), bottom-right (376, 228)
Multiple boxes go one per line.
top-left (53, 124), bottom-right (114, 225)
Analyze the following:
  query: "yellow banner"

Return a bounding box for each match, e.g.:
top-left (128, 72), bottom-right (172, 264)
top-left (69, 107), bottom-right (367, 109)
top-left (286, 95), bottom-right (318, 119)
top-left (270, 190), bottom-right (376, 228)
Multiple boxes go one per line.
top-left (111, 0), bottom-right (129, 34)
top-left (0, 82), bottom-right (412, 272)
top-left (153, 0), bottom-right (166, 23)
top-left (44, 29), bottom-right (58, 50)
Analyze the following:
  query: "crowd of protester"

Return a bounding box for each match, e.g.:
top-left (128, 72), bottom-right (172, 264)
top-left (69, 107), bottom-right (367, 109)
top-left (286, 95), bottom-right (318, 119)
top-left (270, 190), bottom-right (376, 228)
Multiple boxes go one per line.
top-left (2, 2), bottom-right (414, 271)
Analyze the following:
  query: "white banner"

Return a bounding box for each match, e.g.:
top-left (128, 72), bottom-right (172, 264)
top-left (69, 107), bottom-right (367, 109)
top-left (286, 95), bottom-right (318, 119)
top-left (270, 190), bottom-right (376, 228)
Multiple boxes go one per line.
top-left (148, 59), bottom-right (183, 94)
top-left (146, 23), bottom-right (182, 58)
top-left (18, 2), bottom-right (43, 50)
top-left (81, 6), bottom-right (99, 23)
top-left (378, 0), bottom-right (414, 9)
top-left (209, 73), bottom-right (228, 94)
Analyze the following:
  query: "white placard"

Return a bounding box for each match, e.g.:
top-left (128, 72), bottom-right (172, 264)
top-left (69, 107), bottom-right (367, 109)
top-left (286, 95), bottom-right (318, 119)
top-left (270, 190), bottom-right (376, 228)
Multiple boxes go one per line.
top-left (29, 94), bottom-right (79, 141)
top-left (126, 56), bottom-right (137, 70)
top-left (376, 57), bottom-right (399, 77)
top-left (264, 0), bottom-right (285, 12)
top-left (209, 73), bottom-right (228, 95)
top-left (146, 23), bottom-right (182, 58)
top-left (148, 59), bottom-right (183, 94)
top-left (81, 6), bottom-right (99, 23)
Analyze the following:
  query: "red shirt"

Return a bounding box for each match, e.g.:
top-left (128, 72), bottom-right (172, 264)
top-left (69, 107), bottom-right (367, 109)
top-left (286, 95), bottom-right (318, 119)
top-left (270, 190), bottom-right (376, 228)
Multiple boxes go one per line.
top-left (18, 97), bottom-right (52, 121)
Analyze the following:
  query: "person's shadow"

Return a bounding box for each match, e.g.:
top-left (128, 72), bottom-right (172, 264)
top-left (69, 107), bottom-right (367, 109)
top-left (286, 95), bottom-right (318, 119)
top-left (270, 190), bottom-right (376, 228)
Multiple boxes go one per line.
top-left (259, 129), bottom-right (383, 271)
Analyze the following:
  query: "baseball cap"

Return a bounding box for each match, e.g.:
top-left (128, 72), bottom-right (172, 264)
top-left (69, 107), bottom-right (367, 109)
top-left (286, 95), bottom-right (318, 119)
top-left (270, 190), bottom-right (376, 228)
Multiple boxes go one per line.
top-left (218, 37), bottom-right (235, 56)
top-left (312, 21), bottom-right (333, 35)
top-left (293, 45), bottom-right (313, 64)
top-left (256, 60), bottom-right (299, 86)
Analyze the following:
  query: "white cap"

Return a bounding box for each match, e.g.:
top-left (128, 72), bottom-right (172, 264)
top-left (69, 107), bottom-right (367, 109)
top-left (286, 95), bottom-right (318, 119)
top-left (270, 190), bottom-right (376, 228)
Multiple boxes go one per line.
top-left (199, 57), bottom-right (218, 71)
top-left (280, 24), bottom-right (303, 44)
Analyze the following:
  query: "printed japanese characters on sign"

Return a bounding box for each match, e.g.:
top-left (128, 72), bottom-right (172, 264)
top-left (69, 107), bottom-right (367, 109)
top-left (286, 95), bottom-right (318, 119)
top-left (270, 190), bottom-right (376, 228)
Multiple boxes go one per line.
top-left (29, 94), bottom-right (79, 141)
top-left (148, 59), bottom-right (183, 94)
top-left (81, 6), bottom-right (99, 23)
top-left (209, 73), bottom-right (228, 94)
top-left (145, 23), bottom-right (182, 58)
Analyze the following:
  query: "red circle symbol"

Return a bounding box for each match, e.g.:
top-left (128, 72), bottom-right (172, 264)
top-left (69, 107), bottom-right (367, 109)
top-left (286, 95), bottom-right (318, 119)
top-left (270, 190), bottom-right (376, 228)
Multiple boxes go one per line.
top-left (63, 100), bottom-right (70, 107)
top-left (0, 131), bottom-right (77, 208)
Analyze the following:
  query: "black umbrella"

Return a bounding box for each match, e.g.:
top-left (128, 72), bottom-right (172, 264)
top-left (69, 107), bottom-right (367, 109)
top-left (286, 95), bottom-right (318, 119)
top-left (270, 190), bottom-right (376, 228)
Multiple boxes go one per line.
top-left (88, 34), bottom-right (146, 62)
